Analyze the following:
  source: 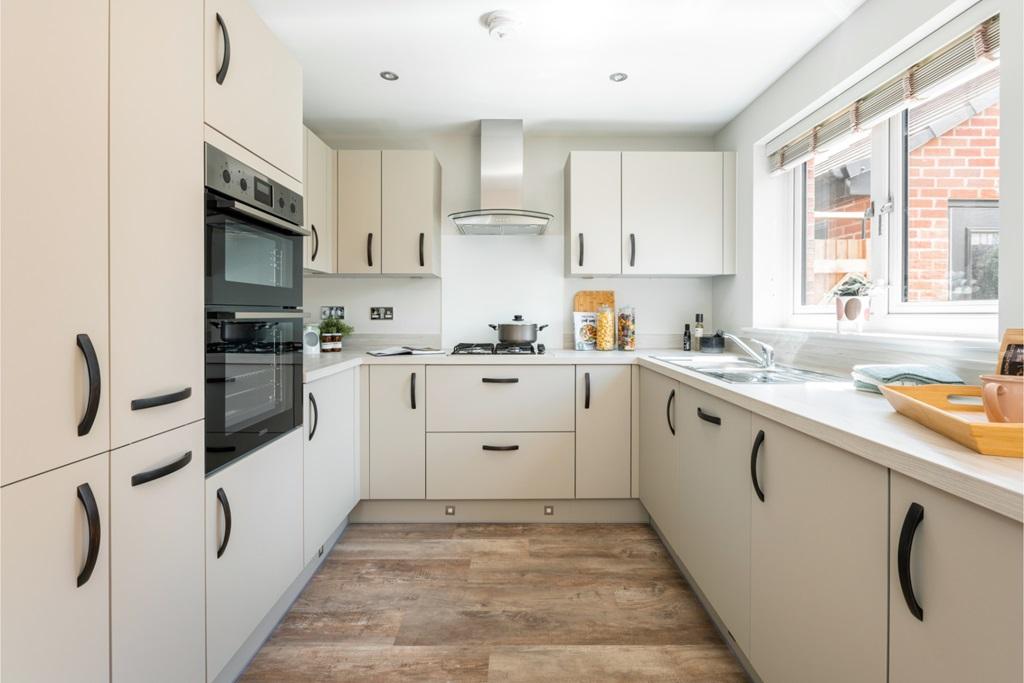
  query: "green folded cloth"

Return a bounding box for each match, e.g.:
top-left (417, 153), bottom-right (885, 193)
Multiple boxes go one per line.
top-left (851, 364), bottom-right (964, 394)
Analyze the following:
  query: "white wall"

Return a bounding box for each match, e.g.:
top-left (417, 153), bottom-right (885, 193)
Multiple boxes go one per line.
top-left (306, 131), bottom-right (715, 348)
top-left (712, 0), bottom-right (1022, 336)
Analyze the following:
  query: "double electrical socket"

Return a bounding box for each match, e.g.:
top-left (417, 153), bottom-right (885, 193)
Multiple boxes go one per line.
top-left (320, 306), bottom-right (345, 320)
top-left (370, 307), bottom-right (394, 320)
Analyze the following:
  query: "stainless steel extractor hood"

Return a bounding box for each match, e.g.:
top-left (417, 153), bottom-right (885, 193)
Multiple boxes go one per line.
top-left (449, 119), bottom-right (552, 235)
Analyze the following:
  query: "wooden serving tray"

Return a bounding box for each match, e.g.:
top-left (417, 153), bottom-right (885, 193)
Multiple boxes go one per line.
top-left (880, 384), bottom-right (1024, 458)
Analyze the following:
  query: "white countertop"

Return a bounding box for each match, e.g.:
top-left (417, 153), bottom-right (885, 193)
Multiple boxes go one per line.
top-left (303, 348), bottom-right (1024, 522)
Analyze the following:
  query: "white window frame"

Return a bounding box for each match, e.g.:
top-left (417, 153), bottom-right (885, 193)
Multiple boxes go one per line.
top-left (790, 112), bottom-right (1000, 335)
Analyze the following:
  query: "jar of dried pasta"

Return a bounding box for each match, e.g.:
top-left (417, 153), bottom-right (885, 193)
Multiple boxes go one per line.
top-left (595, 304), bottom-right (615, 351)
top-left (617, 305), bottom-right (636, 351)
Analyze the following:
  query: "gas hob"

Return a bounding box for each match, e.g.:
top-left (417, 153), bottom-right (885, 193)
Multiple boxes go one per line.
top-left (452, 342), bottom-right (545, 355)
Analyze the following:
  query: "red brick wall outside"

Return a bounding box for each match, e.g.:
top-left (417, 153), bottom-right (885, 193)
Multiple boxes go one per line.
top-left (906, 103), bottom-right (1000, 301)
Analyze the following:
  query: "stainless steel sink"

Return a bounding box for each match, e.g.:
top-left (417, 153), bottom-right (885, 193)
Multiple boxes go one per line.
top-left (654, 357), bottom-right (844, 384)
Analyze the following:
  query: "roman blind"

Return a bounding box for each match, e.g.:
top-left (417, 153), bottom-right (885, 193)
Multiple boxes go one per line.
top-left (768, 15), bottom-right (1000, 174)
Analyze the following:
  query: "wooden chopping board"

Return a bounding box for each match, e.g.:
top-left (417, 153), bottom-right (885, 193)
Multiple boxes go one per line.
top-left (573, 290), bottom-right (615, 313)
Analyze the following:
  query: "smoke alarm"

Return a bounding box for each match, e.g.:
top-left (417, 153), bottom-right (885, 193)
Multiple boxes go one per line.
top-left (482, 10), bottom-right (519, 40)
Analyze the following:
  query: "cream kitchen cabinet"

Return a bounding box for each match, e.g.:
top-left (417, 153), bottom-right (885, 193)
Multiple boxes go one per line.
top-left (1, 0), bottom-right (110, 485)
top-left (338, 150), bottom-right (441, 276)
top-left (621, 151), bottom-right (729, 276)
top-left (110, 0), bottom-right (204, 449)
top-left (638, 368), bottom-right (683, 552)
top-left (337, 150), bottom-right (382, 274)
top-left (889, 472), bottom-right (1022, 683)
top-left (748, 417), bottom-right (887, 683)
top-left (1, 453), bottom-right (110, 683)
top-left (110, 422), bottom-right (205, 683)
top-left (206, 430), bottom-right (303, 681)
top-left (564, 151), bottom-right (623, 276)
top-left (304, 127), bottom-right (336, 273)
top-left (204, 0), bottom-right (303, 181)
top-left (575, 365), bottom-right (631, 498)
top-left (677, 389), bottom-right (751, 653)
top-left (369, 365), bottom-right (425, 499)
top-left (427, 365), bottom-right (574, 432)
top-left (304, 367), bottom-right (358, 563)
top-left (427, 432), bottom-right (575, 500)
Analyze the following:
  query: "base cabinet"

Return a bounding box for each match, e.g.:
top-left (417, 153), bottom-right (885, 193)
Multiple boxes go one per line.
top-left (1, 453), bottom-right (110, 683)
top-left (206, 430), bottom-right (303, 681)
top-left (110, 422), bottom-right (205, 683)
top-left (677, 389), bottom-right (751, 653)
top-left (304, 368), bottom-right (358, 563)
top-left (575, 365), bottom-right (631, 498)
top-left (369, 365), bottom-right (425, 499)
top-left (749, 417), bottom-right (887, 683)
top-left (638, 368), bottom-right (683, 550)
top-left (889, 472), bottom-right (1023, 683)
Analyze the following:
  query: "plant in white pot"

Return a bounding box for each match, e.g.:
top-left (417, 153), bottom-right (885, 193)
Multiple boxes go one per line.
top-left (319, 317), bottom-right (354, 352)
top-left (824, 273), bottom-right (882, 333)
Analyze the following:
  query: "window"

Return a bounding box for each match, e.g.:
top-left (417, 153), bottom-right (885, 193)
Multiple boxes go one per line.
top-left (792, 64), bottom-right (1000, 319)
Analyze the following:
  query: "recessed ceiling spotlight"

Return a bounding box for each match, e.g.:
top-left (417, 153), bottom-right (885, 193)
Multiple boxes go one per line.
top-left (609, 72), bottom-right (628, 83)
top-left (379, 71), bottom-right (399, 81)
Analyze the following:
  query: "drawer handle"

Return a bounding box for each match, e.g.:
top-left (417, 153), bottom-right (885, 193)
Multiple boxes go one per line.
top-left (697, 407), bottom-right (721, 426)
top-left (482, 445), bottom-right (519, 452)
top-left (410, 372), bottom-right (417, 410)
top-left (76, 483), bottom-right (101, 587)
top-left (584, 371), bottom-right (591, 409)
top-left (131, 386), bottom-right (192, 411)
top-left (898, 502), bottom-right (925, 621)
top-left (131, 451), bottom-right (192, 487)
top-left (482, 377), bottom-right (519, 384)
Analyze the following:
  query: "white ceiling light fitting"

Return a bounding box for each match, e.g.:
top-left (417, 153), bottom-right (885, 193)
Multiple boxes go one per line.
top-left (609, 72), bottom-right (628, 82)
top-left (481, 10), bottom-right (519, 40)
top-left (379, 71), bottom-right (399, 81)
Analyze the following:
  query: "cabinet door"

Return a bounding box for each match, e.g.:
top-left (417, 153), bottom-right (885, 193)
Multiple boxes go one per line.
top-left (110, 422), bottom-right (204, 683)
top-left (110, 0), bottom-right (204, 449)
top-left (621, 152), bottom-right (723, 275)
top-left (369, 365), bottom-right (425, 499)
top-left (304, 368), bottom-right (357, 563)
top-left (1, 453), bottom-right (110, 682)
top-left (576, 365), bottom-right (631, 498)
top-left (1, 0), bottom-right (110, 485)
top-left (749, 417), bottom-right (887, 683)
top-left (206, 430), bottom-right (302, 681)
top-left (889, 473), bottom-right (1022, 683)
top-left (677, 390), bottom-right (751, 652)
top-left (638, 369), bottom-right (682, 551)
top-left (204, 0), bottom-right (303, 180)
top-left (338, 150), bottom-right (382, 274)
top-left (565, 152), bottom-right (622, 276)
top-left (303, 127), bottom-right (335, 273)
top-left (382, 150), bottom-right (440, 276)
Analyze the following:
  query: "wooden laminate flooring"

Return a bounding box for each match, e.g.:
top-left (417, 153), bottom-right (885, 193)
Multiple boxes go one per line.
top-left (241, 523), bottom-right (747, 682)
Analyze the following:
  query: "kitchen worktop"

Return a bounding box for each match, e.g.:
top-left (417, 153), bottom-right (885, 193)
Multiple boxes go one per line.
top-left (304, 348), bottom-right (1024, 522)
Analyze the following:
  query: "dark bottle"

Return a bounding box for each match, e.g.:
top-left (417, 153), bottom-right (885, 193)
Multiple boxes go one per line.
top-left (683, 323), bottom-right (692, 351)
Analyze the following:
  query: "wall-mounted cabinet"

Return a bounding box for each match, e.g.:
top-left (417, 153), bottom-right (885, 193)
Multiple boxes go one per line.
top-left (204, 0), bottom-right (303, 181)
top-left (337, 150), bottom-right (441, 276)
top-left (564, 150), bottom-right (736, 277)
top-left (303, 127), bottom-right (336, 273)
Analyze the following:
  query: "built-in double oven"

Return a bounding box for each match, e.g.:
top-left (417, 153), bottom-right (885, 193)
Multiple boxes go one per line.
top-left (205, 144), bottom-right (307, 474)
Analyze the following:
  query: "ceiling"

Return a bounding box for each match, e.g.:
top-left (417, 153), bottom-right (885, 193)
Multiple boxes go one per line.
top-left (251, 0), bottom-right (867, 138)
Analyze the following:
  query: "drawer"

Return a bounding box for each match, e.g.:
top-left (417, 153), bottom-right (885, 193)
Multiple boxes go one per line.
top-left (426, 365), bottom-right (574, 432)
top-left (427, 432), bottom-right (575, 499)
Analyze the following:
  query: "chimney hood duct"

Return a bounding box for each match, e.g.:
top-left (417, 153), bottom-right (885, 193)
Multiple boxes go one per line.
top-left (449, 119), bottom-right (552, 235)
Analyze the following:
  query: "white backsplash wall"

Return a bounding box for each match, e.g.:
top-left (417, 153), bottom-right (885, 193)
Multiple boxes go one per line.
top-left (306, 129), bottom-right (716, 348)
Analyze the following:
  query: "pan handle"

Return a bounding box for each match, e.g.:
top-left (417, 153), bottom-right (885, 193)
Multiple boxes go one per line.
top-left (488, 324), bottom-right (498, 330)
top-left (538, 324), bottom-right (549, 331)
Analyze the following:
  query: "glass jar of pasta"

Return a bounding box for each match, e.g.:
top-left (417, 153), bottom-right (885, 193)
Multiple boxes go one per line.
top-left (595, 304), bottom-right (615, 351)
top-left (617, 305), bottom-right (636, 351)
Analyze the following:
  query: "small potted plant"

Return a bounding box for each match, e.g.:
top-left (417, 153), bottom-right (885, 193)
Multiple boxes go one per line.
top-left (319, 317), bottom-right (354, 352)
top-left (824, 273), bottom-right (882, 333)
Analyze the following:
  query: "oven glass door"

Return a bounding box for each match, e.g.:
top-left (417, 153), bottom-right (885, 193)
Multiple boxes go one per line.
top-left (205, 314), bottom-right (303, 474)
top-left (206, 192), bottom-right (303, 308)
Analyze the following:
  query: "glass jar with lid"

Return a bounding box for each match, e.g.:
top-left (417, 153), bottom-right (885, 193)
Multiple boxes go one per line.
top-left (595, 304), bottom-right (615, 351)
top-left (617, 305), bottom-right (636, 351)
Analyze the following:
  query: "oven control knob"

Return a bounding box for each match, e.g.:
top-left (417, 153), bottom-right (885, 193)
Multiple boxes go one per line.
top-left (290, 202), bottom-right (296, 213)
top-left (239, 178), bottom-right (248, 192)
top-left (278, 197), bottom-right (285, 208)
top-left (221, 169), bottom-right (231, 184)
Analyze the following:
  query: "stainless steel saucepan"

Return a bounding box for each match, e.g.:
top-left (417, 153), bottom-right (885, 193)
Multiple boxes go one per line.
top-left (488, 315), bottom-right (549, 343)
